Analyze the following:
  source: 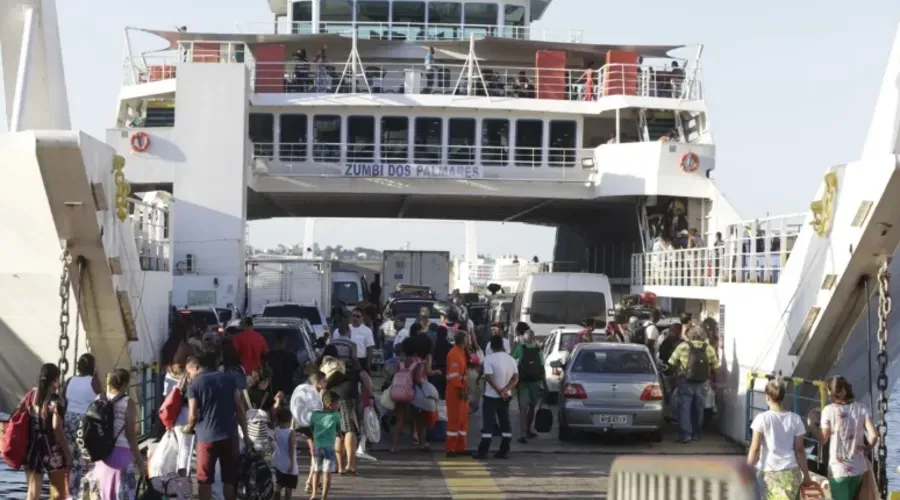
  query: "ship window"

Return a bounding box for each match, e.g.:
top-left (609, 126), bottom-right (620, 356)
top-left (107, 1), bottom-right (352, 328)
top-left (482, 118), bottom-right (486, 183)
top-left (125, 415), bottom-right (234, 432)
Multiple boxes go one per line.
top-left (549, 120), bottom-right (577, 167)
top-left (313, 115), bottom-right (342, 162)
top-left (448, 118), bottom-right (476, 165)
top-left (502, 4), bottom-right (526, 39)
top-left (320, 0), bottom-right (353, 34)
top-left (279, 114), bottom-right (308, 161)
top-left (414, 117), bottom-right (443, 164)
top-left (381, 116), bottom-right (409, 162)
top-left (481, 118), bottom-right (509, 166)
top-left (515, 119), bottom-right (543, 167)
top-left (291, 1), bottom-right (313, 34)
top-left (347, 116), bottom-right (375, 162)
top-left (392, 1), bottom-right (426, 41)
top-left (356, 1), bottom-right (390, 39)
top-left (249, 113), bottom-right (274, 158)
top-left (428, 3), bottom-right (462, 40)
top-left (464, 3), bottom-right (498, 38)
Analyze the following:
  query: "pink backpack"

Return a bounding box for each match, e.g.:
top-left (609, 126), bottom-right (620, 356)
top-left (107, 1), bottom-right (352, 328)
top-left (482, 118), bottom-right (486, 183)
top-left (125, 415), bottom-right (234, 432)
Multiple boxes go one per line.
top-left (390, 359), bottom-right (422, 403)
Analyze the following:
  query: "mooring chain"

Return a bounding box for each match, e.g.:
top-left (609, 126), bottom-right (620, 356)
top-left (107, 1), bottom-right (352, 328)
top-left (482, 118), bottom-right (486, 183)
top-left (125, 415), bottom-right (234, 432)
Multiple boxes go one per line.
top-left (58, 248), bottom-right (72, 380)
top-left (875, 256), bottom-right (891, 498)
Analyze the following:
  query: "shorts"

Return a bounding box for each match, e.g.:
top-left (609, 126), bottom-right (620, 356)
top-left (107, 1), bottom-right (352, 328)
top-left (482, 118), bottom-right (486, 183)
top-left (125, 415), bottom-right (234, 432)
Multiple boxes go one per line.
top-left (196, 437), bottom-right (239, 485)
top-left (517, 380), bottom-right (544, 408)
top-left (312, 447), bottom-right (337, 473)
top-left (296, 426), bottom-right (314, 439)
top-left (829, 474), bottom-right (863, 500)
top-left (275, 469), bottom-right (299, 489)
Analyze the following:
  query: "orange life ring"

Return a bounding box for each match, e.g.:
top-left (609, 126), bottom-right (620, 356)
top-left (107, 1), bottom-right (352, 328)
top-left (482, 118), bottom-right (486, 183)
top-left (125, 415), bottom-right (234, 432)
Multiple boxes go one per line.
top-left (130, 132), bottom-right (151, 152)
top-left (680, 152), bottom-right (699, 173)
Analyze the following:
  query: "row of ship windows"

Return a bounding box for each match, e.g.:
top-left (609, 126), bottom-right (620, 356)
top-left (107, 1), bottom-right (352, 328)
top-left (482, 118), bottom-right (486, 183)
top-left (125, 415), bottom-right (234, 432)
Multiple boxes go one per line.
top-left (248, 113), bottom-right (578, 166)
top-left (292, 0), bottom-right (525, 32)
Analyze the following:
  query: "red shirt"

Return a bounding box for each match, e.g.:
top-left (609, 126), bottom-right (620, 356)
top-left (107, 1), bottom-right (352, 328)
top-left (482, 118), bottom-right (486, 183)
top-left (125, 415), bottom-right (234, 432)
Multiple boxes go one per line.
top-left (232, 330), bottom-right (269, 375)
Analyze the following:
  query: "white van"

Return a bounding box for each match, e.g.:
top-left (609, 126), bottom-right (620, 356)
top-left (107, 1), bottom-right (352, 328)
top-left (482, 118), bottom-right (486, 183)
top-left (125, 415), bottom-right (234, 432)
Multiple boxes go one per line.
top-left (510, 273), bottom-right (613, 342)
top-left (332, 271), bottom-right (368, 311)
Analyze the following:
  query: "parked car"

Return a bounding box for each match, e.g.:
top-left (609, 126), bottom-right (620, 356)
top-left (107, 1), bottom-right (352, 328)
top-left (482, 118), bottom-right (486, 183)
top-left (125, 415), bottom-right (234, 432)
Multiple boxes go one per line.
top-left (381, 298), bottom-right (441, 336)
top-left (553, 342), bottom-right (664, 442)
top-left (178, 305), bottom-right (230, 333)
top-left (540, 327), bottom-right (583, 401)
top-left (252, 317), bottom-right (317, 378)
top-left (260, 302), bottom-right (328, 339)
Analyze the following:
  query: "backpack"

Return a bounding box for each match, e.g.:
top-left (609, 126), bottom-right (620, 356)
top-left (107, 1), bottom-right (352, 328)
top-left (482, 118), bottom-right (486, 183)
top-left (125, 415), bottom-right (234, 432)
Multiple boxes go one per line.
top-left (77, 394), bottom-right (127, 462)
top-left (684, 343), bottom-right (710, 383)
top-left (390, 359), bottom-right (421, 403)
top-left (518, 346), bottom-right (544, 382)
top-left (1, 389), bottom-right (35, 469)
top-left (238, 451), bottom-right (275, 500)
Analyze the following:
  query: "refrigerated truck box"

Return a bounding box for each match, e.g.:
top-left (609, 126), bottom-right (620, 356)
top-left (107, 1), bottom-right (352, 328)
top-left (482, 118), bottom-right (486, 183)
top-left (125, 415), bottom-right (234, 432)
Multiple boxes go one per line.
top-left (381, 250), bottom-right (451, 305)
top-left (246, 258), bottom-right (332, 315)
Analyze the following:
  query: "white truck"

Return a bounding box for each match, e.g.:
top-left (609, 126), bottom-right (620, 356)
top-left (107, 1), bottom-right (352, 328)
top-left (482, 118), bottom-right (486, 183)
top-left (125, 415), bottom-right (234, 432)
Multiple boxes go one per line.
top-left (381, 250), bottom-right (451, 306)
top-left (246, 258), bottom-right (332, 318)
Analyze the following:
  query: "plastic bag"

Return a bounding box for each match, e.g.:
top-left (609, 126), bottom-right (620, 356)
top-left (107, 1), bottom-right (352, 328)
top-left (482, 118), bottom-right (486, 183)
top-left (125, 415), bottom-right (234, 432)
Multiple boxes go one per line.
top-left (148, 430), bottom-right (179, 478)
top-left (290, 384), bottom-right (322, 428)
top-left (412, 381), bottom-right (439, 412)
top-left (380, 386), bottom-right (396, 411)
top-left (437, 400), bottom-right (447, 422)
top-left (466, 368), bottom-right (482, 398)
top-left (363, 406), bottom-right (381, 443)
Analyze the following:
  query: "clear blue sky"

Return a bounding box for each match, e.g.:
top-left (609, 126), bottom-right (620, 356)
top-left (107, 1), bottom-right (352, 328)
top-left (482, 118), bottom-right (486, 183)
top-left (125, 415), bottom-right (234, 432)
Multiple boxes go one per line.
top-left (3, 0), bottom-right (899, 258)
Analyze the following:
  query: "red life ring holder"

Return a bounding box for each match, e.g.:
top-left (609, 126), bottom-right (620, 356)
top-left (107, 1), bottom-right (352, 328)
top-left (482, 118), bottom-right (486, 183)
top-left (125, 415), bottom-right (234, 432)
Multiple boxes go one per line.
top-left (130, 132), bottom-right (151, 153)
top-left (680, 152), bottom-right (699, 173)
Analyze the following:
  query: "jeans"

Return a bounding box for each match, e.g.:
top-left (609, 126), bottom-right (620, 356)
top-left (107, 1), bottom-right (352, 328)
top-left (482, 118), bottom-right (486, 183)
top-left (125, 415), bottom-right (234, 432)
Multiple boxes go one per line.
top-left (383, 339), bottom-right (394, 361)
top-left (477, 396), bottom-right (511, 456)
top-left (676, 378), bottom-right (708, 440)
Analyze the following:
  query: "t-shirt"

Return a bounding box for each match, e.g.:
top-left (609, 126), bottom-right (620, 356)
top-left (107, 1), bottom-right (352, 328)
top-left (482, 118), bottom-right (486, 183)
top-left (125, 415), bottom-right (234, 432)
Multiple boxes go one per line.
top-left (485, 337), bottom-right (510, 356)
top-left (482, 351), bottom-right (518, 399)
top-left (643, 321), bottom-right (660, 343)
top-left (394, 328), bottom-right (409, 346)
top-left (188, 371), bottom-right (238, 443)
top-left (822, 402), bottom-right (871, 478)
top-left (750, 410), bottom-right (805, 472)
top-left (350, 324), bottom-right (375, 359)
top-left (265, 349), bottom-right (300, 396)
top-left (310, 410), bottom-right (342, 449)
top-left (233, 330), bottom-right (269, 375)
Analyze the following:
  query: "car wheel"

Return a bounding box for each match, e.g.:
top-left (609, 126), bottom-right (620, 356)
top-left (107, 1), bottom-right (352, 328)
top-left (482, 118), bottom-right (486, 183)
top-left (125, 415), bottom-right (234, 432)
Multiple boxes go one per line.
top-left (648, 430), bottom-right (664, 443)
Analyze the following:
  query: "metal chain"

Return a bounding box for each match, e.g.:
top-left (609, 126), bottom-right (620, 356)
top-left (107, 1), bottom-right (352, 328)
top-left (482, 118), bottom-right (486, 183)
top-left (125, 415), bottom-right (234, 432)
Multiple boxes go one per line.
top-left (875, 256), bottom-right (891, 498)
top-left (58, 248), bottom-right (72, 380)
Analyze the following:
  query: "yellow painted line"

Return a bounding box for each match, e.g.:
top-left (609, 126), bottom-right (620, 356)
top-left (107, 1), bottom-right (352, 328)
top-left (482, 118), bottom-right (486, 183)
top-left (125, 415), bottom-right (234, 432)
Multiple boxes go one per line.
top-left (438, 457), bottom-right (505, 499)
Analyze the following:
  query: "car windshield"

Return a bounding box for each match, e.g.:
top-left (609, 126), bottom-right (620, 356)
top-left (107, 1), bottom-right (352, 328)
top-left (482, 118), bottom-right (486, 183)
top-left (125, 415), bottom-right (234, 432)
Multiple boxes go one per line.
top-left (255, 326), bottom-right (308, 353)
top-left (529, 291), bottom-right (607, 326)
top-left (468, 306), bottom-right (488, 325)
top-left (217, 309), bottom-right (233, 323)
top-left (182, 310), bottom-right (219, 327)
top-left (559, 333), bottom-right (578, 352)
top-left (263, 305), bottom-right (323, 325)
top-left (391, 301), bottom-right (440, 319)
top-left (571, 349), bottom-right (655, 375)
top-left (333, 281), bottom-right (359, 306)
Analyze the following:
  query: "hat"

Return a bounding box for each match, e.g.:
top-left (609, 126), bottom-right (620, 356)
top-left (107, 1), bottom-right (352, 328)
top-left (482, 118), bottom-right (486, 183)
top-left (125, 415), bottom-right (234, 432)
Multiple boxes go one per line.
top-left (419, 307), bottom-right (429, 317)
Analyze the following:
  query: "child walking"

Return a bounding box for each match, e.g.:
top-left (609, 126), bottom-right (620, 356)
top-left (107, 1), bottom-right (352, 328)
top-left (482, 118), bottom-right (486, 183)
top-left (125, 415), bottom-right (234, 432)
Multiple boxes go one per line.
top-left (273, 407), bottom-right (299, 500)
top-left (309, 391), bottom-right (342, 500)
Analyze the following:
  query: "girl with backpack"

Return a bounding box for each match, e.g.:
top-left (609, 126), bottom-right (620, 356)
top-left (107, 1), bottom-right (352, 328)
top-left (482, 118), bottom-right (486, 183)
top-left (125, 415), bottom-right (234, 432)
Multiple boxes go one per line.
top-left (81, 369), bottom-right (146, 499)
top-left (389, 338), bottom-right (428, 453)
top-left (61, 353), bottom-right (101, 497)
top-left (22, 363), bottom-right (71, 500)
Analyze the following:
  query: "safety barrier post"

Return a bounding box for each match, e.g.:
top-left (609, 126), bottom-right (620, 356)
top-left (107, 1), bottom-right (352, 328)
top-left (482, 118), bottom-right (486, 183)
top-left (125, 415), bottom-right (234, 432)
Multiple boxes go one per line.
top-left (128, 363), bottom-right (159, 440)
top-left (609, 455), bottom-right (762, 499)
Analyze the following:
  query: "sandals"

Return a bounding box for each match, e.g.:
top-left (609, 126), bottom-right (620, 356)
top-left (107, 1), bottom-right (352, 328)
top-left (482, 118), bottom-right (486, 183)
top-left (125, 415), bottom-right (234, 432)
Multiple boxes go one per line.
top-left (305, 482), bottom-right (313, 493)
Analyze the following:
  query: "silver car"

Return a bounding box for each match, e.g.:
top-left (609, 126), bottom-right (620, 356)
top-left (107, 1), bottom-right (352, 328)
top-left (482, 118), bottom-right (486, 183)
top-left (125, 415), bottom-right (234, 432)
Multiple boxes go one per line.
top-left (552, 342), bottom-right (664, 442)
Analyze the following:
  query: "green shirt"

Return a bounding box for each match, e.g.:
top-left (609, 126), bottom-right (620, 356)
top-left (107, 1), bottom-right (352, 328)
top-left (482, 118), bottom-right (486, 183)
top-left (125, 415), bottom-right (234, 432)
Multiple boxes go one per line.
top-left (512, 344), bottom-right (545, 365)
top-left (310, 410), bottom-right (341, 449)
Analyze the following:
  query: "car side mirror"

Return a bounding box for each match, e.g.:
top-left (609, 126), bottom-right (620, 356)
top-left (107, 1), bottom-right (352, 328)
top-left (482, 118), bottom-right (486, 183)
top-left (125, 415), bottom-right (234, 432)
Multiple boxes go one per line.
top-left (550, 360), bottom-right (563, 369)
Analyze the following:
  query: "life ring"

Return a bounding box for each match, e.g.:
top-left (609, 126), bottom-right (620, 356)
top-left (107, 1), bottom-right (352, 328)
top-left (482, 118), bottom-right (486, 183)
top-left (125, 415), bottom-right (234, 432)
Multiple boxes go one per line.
top-left (130, 132), bottom-right (151, 152)
top-left (680, 152), bottom-right (699, 173)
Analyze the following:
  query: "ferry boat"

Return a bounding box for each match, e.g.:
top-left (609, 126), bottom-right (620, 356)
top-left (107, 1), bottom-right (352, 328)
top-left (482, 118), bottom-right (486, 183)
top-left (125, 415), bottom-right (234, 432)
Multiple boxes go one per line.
top-left (3, 0), bottom-right (900, 492)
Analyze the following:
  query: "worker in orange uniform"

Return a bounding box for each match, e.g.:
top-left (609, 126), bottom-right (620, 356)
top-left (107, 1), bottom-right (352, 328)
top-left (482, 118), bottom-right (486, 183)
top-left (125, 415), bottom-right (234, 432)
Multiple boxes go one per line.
top-left (445, 331), bottom-right (469, 457)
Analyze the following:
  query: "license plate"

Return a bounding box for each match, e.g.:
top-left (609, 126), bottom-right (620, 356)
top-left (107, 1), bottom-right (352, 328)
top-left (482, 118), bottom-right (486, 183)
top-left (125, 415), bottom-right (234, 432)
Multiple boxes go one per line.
top-left (592, 414), bottom-right (629, 426)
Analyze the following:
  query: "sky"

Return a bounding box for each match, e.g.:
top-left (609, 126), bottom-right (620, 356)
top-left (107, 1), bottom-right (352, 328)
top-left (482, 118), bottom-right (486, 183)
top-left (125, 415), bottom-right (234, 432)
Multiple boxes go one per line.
top-left (2, 0), bottom-right (899, 259)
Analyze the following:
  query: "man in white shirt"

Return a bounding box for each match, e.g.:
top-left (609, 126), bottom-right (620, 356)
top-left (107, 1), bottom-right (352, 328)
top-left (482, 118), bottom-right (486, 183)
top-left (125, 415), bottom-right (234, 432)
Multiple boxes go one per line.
top-left (475, 336), bottom-right (519, 460)
top-left (484, 326), bottom-right (510, 356)
top-left (349, 307), bottom-right (375, 372)
top-left (393, 318), bottom-right (410, 349)
top-left (643, 310), bottom-right (661, 358)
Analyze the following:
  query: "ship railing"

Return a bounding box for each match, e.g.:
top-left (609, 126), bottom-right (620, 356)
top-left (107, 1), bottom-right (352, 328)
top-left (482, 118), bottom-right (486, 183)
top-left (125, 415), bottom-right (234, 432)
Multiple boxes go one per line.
top-left (468, 262), bottom-right (547, 282)
top-left (235, 20), bottom-right (584, 43)
top-left (631, 246), bottom-right (788, 287)
top-left (608, 455), bottom-right (762, 499)
top-left (251, 142), bottom-right (594, 178)
top-left (251, 61), bottom-right (703, 101)
top-left (122, 42), bottom-right (248, 86)
top-left (127, 362), bottom-right (159, 440)
top-left (128, 198), bottom-right (170, 272)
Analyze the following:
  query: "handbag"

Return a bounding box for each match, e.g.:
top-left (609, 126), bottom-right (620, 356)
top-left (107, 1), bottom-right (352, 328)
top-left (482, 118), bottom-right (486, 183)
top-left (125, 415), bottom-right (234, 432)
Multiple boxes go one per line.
top-left (159, 375), bottom-right (186, 430)
top-left (534, 399), bottom-right (553, 433)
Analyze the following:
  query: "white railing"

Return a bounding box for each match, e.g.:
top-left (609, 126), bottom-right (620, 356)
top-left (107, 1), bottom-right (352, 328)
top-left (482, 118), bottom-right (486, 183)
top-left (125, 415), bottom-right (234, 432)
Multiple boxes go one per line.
top-left (251, 61), bottom-right (703, 101)
top-left (122, 42), bottom-right (249, 86)
top-left (631, 243), bottom-right (798, 287)
top-left (609, 455), bottom-right (761, 499)
top-left (235, 20), bottom-right (584, 43)
top-left (128, 198), bottom-right (170, 272)
top-left (469, 261), bottom-right (553, 284)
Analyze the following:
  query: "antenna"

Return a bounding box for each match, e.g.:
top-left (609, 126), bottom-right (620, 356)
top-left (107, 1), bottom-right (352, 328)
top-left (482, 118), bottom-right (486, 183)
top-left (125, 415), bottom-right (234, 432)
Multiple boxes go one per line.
top-left (335, 31), bottom-right (370, 94)
top-left (451, 34), bottom-right (490, 98)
